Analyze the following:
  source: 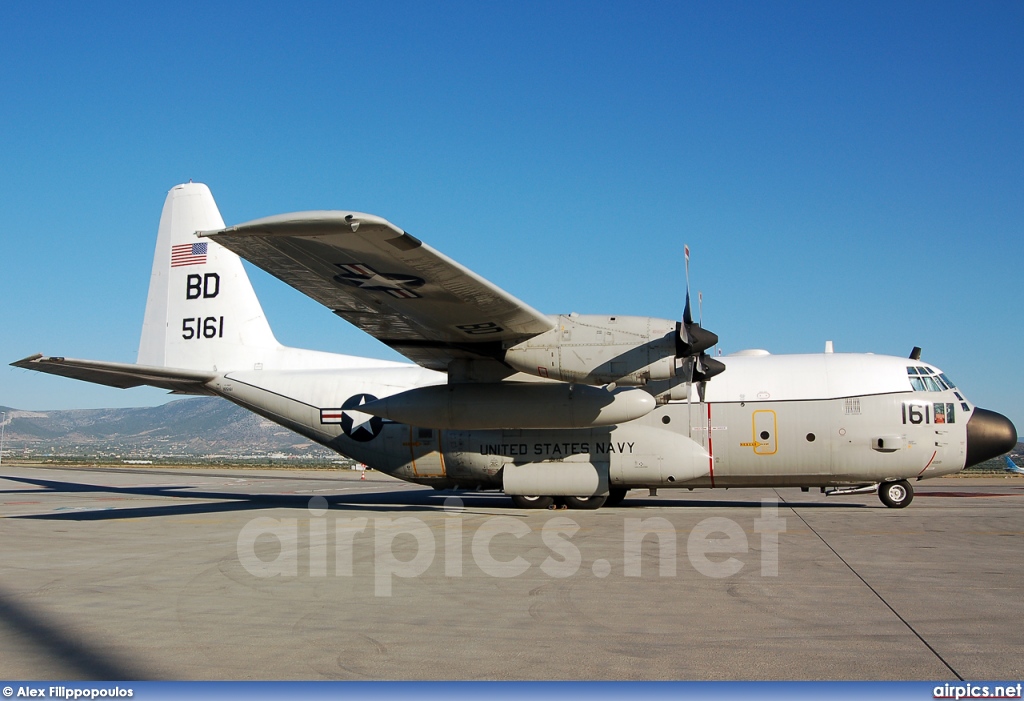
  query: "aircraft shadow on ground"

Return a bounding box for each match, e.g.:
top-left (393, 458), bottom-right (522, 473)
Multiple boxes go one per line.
top-left (1, 471), bottom-right (868, 521)
top-left (0, 581), bottom-right (154, 680)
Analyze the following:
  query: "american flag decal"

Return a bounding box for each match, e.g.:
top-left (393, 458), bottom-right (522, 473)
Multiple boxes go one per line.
top-left (171, 242), bottom-right (208, 267)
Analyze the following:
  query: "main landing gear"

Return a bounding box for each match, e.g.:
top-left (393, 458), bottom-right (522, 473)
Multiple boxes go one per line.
top-left (878, 479), bottom-right (914, 509)
top-left (510, 489), bottom-right (629, 510)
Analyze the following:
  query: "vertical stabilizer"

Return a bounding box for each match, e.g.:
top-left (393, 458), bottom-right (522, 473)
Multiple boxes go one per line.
top-left (138, 183), bottom-right (281, 370)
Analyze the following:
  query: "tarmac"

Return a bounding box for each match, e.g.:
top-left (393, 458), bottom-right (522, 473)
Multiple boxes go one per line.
top-left (1, 463), bottom-right (1022, 681)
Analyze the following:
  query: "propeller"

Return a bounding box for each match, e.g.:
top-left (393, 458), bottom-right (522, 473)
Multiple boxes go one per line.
top-left (676, 245), bottom-right (725, 403)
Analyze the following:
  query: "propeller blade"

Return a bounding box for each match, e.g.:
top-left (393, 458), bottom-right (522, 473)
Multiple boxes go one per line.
top-left (677, 244), bottom-right (725, 393)
top-left (677, 320), bottom-right (690, 353)
top-left (683, 243), bottom-right (693, 326)
top-left (677, 245), bottom-right (715, 355)
top-left (686, 353), bottom-right (695, 436)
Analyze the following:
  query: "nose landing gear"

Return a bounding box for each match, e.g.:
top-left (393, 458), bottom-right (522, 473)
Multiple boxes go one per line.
top-left (878, 479), bottom-right (914, 508)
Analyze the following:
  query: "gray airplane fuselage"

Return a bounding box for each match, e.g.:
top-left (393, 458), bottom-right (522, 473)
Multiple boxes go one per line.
top-left (209, 349), bottom-right (1004, 495)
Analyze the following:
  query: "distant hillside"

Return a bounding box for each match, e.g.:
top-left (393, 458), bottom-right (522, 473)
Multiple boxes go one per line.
top-left (0, 398), bottom-right (338, 460)
top-left (976, 443), bottom-right (1024, 473)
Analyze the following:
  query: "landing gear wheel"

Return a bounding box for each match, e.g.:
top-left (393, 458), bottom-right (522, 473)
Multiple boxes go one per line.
top-left (563, 494), bottom-right (608, 510)
top-left (511, 495), bottom-right (555, 509)
top-left (878, 480), bottom-right (914, 509)
top-left (604, 488), bottom-right (628, 507)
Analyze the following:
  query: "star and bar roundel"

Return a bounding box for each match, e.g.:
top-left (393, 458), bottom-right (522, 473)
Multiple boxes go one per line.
top-left (333, 263), bottom-right (425, 299)
top-left (320, 394), bottom-right (384, 441)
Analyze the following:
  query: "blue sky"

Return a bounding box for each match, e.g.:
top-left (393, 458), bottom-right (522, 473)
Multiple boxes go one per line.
top-left (1, 2), bottom-right (1021, 431)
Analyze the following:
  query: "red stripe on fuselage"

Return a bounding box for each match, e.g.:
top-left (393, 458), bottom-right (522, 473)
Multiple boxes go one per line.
top-left (917, 450), bottom-right (938, 476)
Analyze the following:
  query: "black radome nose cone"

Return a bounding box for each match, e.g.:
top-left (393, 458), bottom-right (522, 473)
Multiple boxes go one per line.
top-left (965, 408), bottom-right (1018, 468)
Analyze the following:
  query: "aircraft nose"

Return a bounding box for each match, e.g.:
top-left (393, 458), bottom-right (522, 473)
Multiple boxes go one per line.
top-left (965, 408), bottom-right (1018, 468)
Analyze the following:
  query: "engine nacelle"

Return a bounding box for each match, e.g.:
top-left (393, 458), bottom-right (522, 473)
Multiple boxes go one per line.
top-left (503, 314), bottom-right (679, 386)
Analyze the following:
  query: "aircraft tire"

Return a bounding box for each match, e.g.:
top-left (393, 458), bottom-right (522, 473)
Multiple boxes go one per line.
top-left (563, 494), bottom-right (608, 510)
top-left (604, 488), bottom-right (628, 507)
top-left (510, 495), bottom-right (555, 509)
top-left (878, 480), bottom-right (914, 509)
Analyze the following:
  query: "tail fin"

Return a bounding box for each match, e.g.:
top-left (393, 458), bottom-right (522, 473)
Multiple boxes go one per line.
top-left (1005, 456), bottom-right (1024, 474)
top-left (138, 183), bottom-right (281, 370)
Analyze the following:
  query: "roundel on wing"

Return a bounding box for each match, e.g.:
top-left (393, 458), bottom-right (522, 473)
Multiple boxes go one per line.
top-left (341, 393), bottom-right (384, 442)
top-left (333, 263), bottom-right (425, 299)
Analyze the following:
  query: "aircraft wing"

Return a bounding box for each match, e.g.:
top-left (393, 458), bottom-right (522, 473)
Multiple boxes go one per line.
top-left (202, 212), bottom-right (555, 371)
top-left (10, 355), bottom-right (217, 395)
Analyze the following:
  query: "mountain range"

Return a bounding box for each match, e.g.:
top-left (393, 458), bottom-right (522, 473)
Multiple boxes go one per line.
top-left (0, 397), bottom-right (339, 461)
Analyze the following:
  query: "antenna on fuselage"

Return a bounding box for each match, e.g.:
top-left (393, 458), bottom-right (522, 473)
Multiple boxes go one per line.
top-left (909, 346), bottom-right (922, 360)
top-left (699, 290), bottom-right (720, 357)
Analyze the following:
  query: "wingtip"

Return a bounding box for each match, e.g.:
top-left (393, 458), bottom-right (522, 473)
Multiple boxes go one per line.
top-left (10, 353), bottom-right (44, 368)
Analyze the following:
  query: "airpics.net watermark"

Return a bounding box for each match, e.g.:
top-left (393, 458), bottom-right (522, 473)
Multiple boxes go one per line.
top-left (236, 497), bottom-right (787, 596)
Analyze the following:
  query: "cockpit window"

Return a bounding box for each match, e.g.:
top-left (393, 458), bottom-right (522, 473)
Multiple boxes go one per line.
top-left (907, 366), bottom-right (952, 392)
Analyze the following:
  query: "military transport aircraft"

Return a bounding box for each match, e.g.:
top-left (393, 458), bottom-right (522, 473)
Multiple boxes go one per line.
top-left (12, 183), bottom-right (1017, 509)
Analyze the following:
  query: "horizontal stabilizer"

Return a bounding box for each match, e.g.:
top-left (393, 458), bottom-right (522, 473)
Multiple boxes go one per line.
top-left (11, 354), bottom-right (217, 395)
